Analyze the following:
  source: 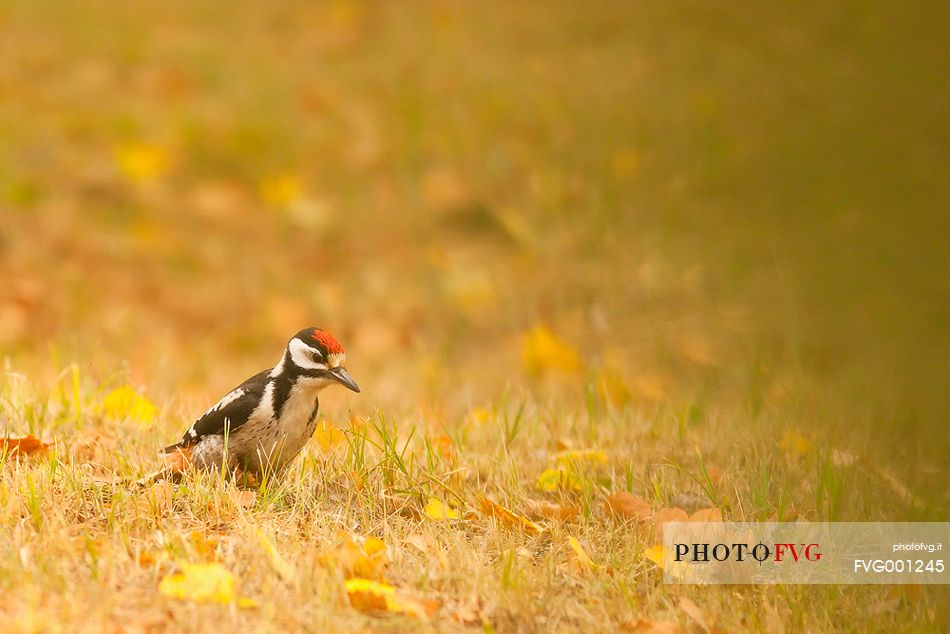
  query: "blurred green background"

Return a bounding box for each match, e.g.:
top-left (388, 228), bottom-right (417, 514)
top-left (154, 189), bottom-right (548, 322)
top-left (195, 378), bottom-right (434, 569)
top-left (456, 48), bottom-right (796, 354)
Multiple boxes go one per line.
top-left (1, 2), bottom-right (947, 465)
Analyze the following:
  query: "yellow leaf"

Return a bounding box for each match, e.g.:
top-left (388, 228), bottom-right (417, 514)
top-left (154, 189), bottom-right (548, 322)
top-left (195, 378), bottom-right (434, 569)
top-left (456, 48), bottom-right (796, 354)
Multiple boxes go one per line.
top-left (321, 532), bottom-right (388, 582)
top-left (641, 545), bottom-right (666, 569)
top-left (237, 597), bottom-right (261, 609)
top-left (463, 406), bottom-right (492, 427)
top-left (641, 545), bottom-right (689, 580)
top-left (567, 536), bottom-right (598, 571)
top-left (186, 531), bottom-right (219, 561)
top-left (477, 496), bottom-right (544, 535)
top-left (344, 578), bottom-right (436, 619)
top-left (553, 449), bottom-right (607, 466)
top-left (521, 325), bottom-right (583, 377)
top-left (363, 536), bottom-right (386, 557)
top-left (255, 529), bottom-right (296, 581)
top-left (780, 429), bottom-right (812, 458)
top-left (101, 386), bottom-right (157, 423)
top-left (424, 498), bottom-right (460, 521)
top-left (536, 468), bottom-right (583, 492)
top-left (313, 420), bottom-right (345, 451)
top-left (115, 142), bottom-right (168, 183)
top-left (259, 173), bottom-right (302, 207)
top-left (159, 562), bottom-right (235, 604)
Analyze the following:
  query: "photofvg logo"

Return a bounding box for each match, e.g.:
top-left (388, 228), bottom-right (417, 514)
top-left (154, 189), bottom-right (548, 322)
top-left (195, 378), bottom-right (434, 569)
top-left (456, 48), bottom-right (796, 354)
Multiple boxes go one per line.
top-left (673, 541), bottom-right (823, 565)
top-left (661, 522), bottom-right (948, 585)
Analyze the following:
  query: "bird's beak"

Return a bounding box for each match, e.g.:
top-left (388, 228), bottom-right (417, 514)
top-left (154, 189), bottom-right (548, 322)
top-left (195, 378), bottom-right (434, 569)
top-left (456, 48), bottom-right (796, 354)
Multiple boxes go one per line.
top-left (329, 367), bottom-right (360, 393)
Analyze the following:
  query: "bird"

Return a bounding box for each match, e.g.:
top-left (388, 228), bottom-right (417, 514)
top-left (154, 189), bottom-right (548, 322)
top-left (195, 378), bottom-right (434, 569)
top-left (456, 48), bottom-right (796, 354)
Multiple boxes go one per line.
top-left (163, 327), bottom-right (359, 478)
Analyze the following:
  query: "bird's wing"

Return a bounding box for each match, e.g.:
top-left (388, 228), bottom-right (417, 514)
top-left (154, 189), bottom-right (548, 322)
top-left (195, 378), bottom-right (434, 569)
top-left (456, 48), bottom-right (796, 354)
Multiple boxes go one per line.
top-left (167, 370), bottom-right (271, 450)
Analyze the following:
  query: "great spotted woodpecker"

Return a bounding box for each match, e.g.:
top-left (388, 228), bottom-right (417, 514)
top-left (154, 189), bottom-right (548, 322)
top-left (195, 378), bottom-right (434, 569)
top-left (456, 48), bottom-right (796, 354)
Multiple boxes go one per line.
top-left (164, 327), bottom-right (359, 476)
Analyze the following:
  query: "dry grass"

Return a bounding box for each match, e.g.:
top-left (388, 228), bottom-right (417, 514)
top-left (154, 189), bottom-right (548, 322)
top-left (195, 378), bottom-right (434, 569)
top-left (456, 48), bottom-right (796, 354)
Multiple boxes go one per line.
top-left (0, 366), bottom-right (944, 632)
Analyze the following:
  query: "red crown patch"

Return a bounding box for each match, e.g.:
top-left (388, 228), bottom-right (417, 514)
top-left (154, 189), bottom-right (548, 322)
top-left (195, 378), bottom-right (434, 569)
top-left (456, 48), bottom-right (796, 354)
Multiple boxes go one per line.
top-left (311, 329), bottom-right (345, 354)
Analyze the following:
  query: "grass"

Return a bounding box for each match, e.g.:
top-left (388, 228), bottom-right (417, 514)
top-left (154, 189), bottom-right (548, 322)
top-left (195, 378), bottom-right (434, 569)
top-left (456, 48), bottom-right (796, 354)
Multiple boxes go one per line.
top-left (0, 0), bottom-right (947, 631)
top-left (0, 364), bottom-right (945, 632)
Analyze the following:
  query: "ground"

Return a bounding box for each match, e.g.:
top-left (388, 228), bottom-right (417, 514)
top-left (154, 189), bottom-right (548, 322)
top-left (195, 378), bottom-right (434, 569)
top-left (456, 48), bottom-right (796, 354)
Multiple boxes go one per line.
top-left (0, 1), bottom-right (947, 632)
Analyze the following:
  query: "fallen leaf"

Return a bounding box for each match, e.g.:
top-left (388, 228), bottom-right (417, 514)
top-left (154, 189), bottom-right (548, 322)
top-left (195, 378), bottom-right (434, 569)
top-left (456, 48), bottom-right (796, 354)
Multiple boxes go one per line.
top-left (134, 547), bottom-right (168, 568)
top-left (688, 507), bottom-right (723, 523)
top-left (522, 325), bottom-right (583, 377)
top-left (0, 435), bottom-right (51, 457)
top-left (313, 420), bottom-right (346, 451)
top-left (101, 386), bottom-right (158, 424)
top-left (567, 536), bottom-right (598, 572)
top-left (529, 500), bottom-right (581, 522)
top-left (186, 531), bottom-right (219, 561)
top-left (403, 534), bottom-right (429, 553)
top-left (605, 492), bottom-right (653, 522)
top-left (642, 545), bottom-right (689, 580)
top-left (464, 406), bottom-right (492, 427)
top-left (424, 497), bottom-right (461, 521)
top-left (537, 468), bottom-right (584, 492)
top-left (641, 545), bottom-right (666, 568)
top-left (159, 562), bottom-right (235, 604)
top-left (344, 578), bottom-right (438, 619)
top-left (477, 496), bottom-right (543, 535)
top-left (229, 488), bottom-right (257, 509)
top-left (430, 434), bottom-right (456, 460)
top-left (678, 596), bottom-right (711, 633)
top-left (653, 507), bottom-right (688, 541)
top-left (259, 173), bottom-right (302, 207)
top-left (620, 617), bottom-right (681, 633)
top-left (255, 529), bottom-right (296, 581)
top-left (553, 449), bottom-right (608, 466)
top-left (321, 532), bottom-right (388, 582)
top-left (115, 142), bottom-right (168, 183)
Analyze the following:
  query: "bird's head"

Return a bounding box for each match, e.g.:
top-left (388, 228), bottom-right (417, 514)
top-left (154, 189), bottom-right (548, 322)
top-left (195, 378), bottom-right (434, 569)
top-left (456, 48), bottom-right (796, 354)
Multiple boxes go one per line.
top-left (280, 327), bottom-right (360, 393)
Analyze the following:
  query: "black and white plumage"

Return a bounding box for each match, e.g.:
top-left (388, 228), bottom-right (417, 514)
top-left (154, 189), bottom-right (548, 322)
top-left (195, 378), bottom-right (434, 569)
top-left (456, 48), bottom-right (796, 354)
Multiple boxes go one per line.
top-left (165, 327), bottom-right (359, 476)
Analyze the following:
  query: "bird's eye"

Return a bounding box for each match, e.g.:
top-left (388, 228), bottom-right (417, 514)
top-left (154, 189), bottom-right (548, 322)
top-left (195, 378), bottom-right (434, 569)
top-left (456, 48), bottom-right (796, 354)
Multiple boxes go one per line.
top-left (310, 351), bottom-right (323, 363)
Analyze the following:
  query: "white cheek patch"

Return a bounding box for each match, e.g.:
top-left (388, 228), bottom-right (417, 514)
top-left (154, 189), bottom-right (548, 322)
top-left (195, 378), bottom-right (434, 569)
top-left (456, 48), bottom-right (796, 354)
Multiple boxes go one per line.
top-left (288, 338), bottom-right (329, 371)
top-left (328, 352), bottom-right (346, 369)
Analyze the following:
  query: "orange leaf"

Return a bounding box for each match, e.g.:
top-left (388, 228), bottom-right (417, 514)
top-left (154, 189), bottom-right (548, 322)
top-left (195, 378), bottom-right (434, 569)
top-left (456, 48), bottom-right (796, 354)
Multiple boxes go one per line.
top-left (0, 435), bottom-right (51, 457)
top-left (345, 578), bottom-right (439, 619)
top-left (688, 507), bottom-right (722, 522)
top-left (530, 500), bottom-right (581, 522)
top-left (653, 507), bottom-right (688, 541)
top-left (477, 496), bottom-right (543, 535)
top-left (620, 617), bottom-right (682, 633)
top-left (321, 532), bottom-right (388, 582)
top-left (605, 492), bottom-right (652, 522)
